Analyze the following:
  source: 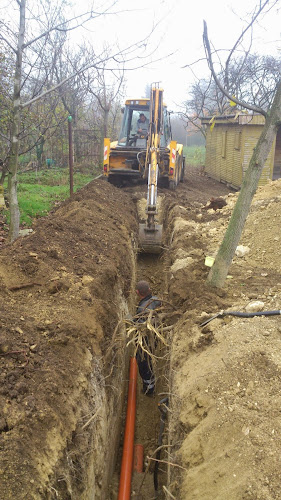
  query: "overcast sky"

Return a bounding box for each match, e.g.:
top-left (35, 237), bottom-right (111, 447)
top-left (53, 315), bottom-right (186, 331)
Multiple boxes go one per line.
top-left (2, 0), bottom-right (280, 110)
top-left (89, 0), bottom-right (280, 109)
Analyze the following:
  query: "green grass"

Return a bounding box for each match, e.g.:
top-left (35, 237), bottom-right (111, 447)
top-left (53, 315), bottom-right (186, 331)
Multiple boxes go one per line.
top-left (5, 167), bottom-right (99, 227)
top-left (183, 145), bottom-right (205, 166)
top-left (18, 168), bottom-right (95, 187)
top-left (17, 184), bottom-right (69, 225)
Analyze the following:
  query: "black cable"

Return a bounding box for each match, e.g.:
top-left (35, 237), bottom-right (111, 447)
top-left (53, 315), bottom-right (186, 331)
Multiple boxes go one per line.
top-left (200, 309), bottom-right (281, 327)
top-left (226, 310), bottom-right (281, 318)
top-left (154, 397), bottom-right (169, 492)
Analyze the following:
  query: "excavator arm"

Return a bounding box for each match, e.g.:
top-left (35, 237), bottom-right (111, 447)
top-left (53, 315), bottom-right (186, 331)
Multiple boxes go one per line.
top-left (139, 85), bottom-right (164, 253)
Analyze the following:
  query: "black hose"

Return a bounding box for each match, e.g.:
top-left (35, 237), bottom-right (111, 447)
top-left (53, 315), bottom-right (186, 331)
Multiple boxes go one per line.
top-left (200, 309), bottom-right (281, 327)
top-left (226, 310), bottom-right (281, 318)
top-left (154, 397), bottom-right (169, 492)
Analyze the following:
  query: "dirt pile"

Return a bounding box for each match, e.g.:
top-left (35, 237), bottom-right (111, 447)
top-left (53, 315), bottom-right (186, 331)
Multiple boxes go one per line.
top-left (166, 178), bottom-right (281, 499)
top-left (0, 180), bottom-right (138, 499)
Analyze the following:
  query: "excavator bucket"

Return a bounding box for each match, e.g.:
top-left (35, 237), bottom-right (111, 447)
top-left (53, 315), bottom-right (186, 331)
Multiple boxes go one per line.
top-left (138, 223), bottom-right (163, 254)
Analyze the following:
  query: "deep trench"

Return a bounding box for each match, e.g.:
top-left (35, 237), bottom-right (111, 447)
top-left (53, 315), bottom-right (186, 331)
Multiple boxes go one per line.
top-left (103, 174), bottom-right (231, 499)
top-left (109, 206), bottom-right (172, 500)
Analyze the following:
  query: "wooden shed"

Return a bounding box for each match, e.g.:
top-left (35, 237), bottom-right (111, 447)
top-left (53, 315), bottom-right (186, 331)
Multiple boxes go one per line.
top-left (201, 114), bottom-right (281, 189)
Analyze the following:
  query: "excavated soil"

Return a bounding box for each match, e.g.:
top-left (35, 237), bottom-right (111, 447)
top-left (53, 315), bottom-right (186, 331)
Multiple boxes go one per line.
top-left (165, 176), bottom-right (281, 500)
top-left (0, 181), bottom-right (138, 499)
top-left (0, 168), bottom-right (280, 500)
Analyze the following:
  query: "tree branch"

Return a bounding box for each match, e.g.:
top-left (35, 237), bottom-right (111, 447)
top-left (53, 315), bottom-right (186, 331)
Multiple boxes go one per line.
top-left (0, 34), bottom-right (17, 54)
top-left (23, 9), bottom-right (105, 49)
top-left (0, 131), bottom-right (10, 142)
top-left (203, 20), bottom-right (267, 117)
top-left (224, 0), bottom-right (272, 90)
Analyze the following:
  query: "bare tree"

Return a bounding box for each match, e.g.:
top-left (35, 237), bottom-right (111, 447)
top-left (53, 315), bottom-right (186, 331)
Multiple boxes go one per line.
top-left (1, 0), bottom-right (159, 241)
top-left (7, 0), bottom-right (26, 241)
top-left (53, 46), bottom-right (90, 162)
top-left (182, 52), bottom-right (281, 141)
top-left (0, 47), bottom-right (14, 182)
top-left (181, 77), bottom-right (228, 138)
top-left (201, 1), bottom-right (281, 288)
top-left (226, 54), bottom-right (281, 109)
top-left (1, 0), bottom-right (106, 240)
top-left (85, 59), bottom-right (125, 166)
top-left (0, 34), bottom-right (68, 179)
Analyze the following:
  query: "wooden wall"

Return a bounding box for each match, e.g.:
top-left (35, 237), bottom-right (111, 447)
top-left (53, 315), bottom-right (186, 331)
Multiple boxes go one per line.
top-left (203, 116), bottom-right (276, 188)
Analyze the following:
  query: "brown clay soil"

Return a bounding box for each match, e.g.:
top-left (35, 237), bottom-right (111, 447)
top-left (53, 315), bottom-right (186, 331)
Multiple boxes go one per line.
top-left (0, 167), bottom-right (280, 500)
top-left (164, 174), bottom-right (281, 500)
top-left (0, 180), bottom-right (138, 500)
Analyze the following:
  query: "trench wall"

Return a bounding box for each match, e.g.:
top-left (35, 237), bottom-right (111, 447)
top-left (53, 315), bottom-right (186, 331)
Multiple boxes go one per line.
top-left (0, 180), bottom-right (138, 500)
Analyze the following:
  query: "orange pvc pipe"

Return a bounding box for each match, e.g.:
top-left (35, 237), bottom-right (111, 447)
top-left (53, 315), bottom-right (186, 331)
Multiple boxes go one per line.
top-left (133, 444), bottom-right (144, 473)
top-left (118, 356), bottom-right (138, 500)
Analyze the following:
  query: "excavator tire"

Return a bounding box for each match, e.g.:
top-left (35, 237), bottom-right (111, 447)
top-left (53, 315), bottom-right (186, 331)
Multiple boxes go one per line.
top-left (169, 163), bottom-right (180, 190)
top-left (180, 157), bottom-right (185, 182)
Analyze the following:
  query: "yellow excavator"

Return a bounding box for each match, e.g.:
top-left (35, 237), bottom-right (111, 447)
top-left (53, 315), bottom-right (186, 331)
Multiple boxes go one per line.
top-left (103, 84), bottom-right (185, 253)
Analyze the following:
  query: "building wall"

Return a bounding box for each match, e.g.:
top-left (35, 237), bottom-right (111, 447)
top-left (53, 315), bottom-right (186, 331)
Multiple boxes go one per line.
top-left (241, 125), bottom-right (275, 186)
top-left (224, 126), bottom-right (242, 186)
top-left (205, 124), bottom-right (243, 187)
top-left (273, 127), bottom-right (281, 179)
top-left (204, 121), bottom-right (275, 188)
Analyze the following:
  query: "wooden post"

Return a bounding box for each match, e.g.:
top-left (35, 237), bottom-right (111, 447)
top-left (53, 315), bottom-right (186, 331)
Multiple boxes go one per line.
top-left (68, 116), bottom-right (74, 196)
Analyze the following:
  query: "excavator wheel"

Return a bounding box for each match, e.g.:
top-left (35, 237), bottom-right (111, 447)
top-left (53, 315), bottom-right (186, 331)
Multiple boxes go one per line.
top-left (169, 162), bottom-right (180, 190)
top-left (180, 157), bottom-right (185, 182)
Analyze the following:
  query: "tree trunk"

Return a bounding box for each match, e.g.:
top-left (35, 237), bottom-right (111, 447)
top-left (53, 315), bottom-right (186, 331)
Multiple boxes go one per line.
top-left (72, 113), bottom-right (81, 163)
top-left (207, 80), bottom-right (281, 288)
top-left (8, 0), bottom-right (26, 242)
top-left (36, 136), bottom-right (45, 169)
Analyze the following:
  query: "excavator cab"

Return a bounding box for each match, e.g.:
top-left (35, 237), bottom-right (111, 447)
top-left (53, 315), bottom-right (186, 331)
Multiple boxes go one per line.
top-left (117, 102), bottom-right (172, 150)
top-left (103, 94), bottom-right (184, 187)
top-left (118, 107), bottom-right (150, 148)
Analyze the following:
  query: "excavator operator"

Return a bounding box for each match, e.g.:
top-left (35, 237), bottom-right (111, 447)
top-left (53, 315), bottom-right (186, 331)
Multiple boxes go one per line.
top-left (137, 113), bottom-right (149, 136)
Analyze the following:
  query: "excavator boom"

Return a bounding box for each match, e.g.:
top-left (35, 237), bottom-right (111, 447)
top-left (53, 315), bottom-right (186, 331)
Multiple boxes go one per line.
top-left (138, 85), bottom-right (163, 253)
